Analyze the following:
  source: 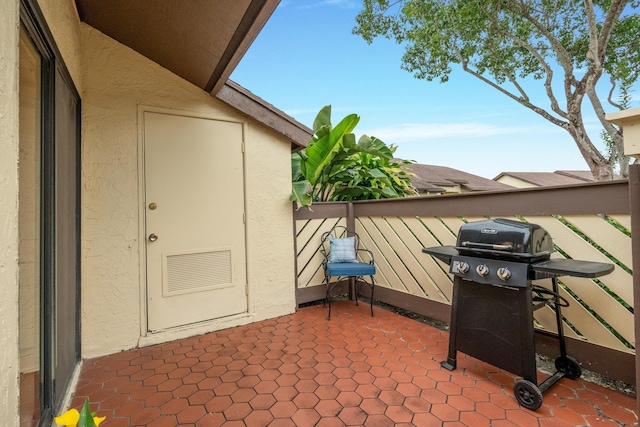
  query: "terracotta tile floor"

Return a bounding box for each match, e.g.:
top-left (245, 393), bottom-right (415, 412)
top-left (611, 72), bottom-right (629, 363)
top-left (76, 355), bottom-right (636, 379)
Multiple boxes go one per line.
top-left (69, 301), bottom-right (638, 427)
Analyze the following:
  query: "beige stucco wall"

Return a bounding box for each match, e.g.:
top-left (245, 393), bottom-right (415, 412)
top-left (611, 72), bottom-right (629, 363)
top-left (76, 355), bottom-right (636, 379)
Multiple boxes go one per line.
top-left (0, 0), bottom-right (21, 425)
top-left (607, 107), bottom-right (640, 159)
top-left (495, 175), bottom-right (537, 189)
top-left (80, 24), bottom-right (296, 358)
top-left (37, 0), bottom-right (83, 90)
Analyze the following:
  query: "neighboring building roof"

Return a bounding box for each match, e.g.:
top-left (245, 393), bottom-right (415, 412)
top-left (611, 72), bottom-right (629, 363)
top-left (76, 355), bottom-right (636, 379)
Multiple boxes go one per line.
top-left (493, 170), bottom-right (597, 187)
top-left (75, 0), bottom-right (279, 95)
top-left (402, 163), bottom-right (514, 194)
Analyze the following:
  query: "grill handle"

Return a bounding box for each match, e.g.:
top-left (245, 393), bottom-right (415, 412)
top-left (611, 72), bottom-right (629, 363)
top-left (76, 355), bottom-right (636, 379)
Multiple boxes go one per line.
top-left (460, 241), bottom-right (514, 251)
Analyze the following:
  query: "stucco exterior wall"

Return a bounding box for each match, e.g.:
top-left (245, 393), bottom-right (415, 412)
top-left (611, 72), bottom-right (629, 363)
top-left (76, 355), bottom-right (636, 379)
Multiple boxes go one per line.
top-left (495, 175), bottom-right (537, 189)
top-left (0, 0), bottom-right (21, 425)
top-left (36, 0), bottom-right (83, 91)
top-left (80, 24), bottom-right (296, 358)
top-left (243, 126), bottom-right (298, 321)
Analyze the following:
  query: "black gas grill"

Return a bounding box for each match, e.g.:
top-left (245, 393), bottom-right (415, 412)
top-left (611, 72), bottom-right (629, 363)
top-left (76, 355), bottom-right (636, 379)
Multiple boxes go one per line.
top-left (423, 218), bottom-right (613, 410)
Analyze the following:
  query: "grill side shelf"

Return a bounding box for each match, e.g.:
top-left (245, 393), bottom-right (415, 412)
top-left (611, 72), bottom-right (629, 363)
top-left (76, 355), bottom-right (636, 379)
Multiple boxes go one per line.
top-left (531, 259), bottom-right (614, 278)
top-left (422, 246), bottom-right (458, 265)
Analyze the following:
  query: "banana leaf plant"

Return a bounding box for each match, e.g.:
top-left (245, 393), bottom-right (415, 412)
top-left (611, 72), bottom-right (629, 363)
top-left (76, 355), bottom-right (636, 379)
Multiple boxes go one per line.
top-left (330, 141), bottom-right (417, 201)
top-left (291, 105), bottom-right (416, 209)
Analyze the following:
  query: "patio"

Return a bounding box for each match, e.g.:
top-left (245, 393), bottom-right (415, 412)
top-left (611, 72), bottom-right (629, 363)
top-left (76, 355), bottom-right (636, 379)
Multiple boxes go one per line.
top-left (69, 301), bottom-right (637, 427)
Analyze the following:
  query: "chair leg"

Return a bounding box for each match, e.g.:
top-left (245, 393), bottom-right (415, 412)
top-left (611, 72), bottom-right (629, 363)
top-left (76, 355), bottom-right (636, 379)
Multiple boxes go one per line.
top-left (326, 283), bottom-right (332, 320)
top-left (323, 274), bottom-right (332, 320)
top-left (355, 277), bottom-right (375, 317)
top-left (354, 277), bottom-right (359, 306)
top-left (369, 275), bottom-right (375, 317)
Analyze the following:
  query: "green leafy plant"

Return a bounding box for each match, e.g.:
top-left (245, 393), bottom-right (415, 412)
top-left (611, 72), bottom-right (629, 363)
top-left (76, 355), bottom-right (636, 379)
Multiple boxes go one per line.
top-left (291, 105), bottom-right (417, 208)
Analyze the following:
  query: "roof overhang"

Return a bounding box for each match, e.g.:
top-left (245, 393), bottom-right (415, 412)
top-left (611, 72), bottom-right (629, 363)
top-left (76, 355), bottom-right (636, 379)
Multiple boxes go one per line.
top-left (217, 81), bottom-right (311, 151)
top-left (74, 0), bottom-right (279, 95)
top-left (74, 0), bottom-right (310, 151)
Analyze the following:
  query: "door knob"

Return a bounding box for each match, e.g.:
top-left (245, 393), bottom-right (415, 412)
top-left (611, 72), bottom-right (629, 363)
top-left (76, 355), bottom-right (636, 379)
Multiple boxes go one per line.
top-left (148, 233), bottom-right (158, 242)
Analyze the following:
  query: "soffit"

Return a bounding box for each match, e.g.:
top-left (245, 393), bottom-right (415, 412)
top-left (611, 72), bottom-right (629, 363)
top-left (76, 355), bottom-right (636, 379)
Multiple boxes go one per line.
top-left (75, 0), bottom-right (278, 94)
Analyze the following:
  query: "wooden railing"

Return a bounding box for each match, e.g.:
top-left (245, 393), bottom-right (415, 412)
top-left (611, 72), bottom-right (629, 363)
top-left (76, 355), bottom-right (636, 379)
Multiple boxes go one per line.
top-left (293, 180), bottom-right (634, 384)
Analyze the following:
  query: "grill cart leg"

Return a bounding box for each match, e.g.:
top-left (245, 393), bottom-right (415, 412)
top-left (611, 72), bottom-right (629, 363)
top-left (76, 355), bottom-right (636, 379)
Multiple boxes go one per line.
top-left (515, 277), bottom-right (582, 409)
top-left (544, 277), bottom-right (583, 384)
top-left (553, 277), bottom-right (569, 360)
top-left (441, 277), bottom-right (461, 371)
top-left (554, 355), bottom-right (582, 380)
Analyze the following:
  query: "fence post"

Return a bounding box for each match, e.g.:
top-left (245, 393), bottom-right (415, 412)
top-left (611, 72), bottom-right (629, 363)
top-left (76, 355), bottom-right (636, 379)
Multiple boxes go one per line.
top-left (347, 202), bottom-right (356, 232)
top-left (292, 203), bottom-right (300, 299)
top-left (607, 107), bottom-right (640, 413)
top-left (347, 203), bottom-right (355, 300)
top-left (629, 166), bottom-right (640, 404)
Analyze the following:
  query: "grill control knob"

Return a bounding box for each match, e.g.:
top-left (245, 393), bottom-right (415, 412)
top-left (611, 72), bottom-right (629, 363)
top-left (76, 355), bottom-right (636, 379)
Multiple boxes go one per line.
top-left (456, 261), bottom-right (470, 273)
top-left (476, 264), bottom-right (489, 276)
top-left (497, 267), bottom-right (511, 281)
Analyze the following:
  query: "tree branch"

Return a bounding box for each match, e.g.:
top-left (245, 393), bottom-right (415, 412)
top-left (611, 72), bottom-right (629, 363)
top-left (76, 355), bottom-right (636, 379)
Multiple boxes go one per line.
top-left (579, 0), bottom-right (627, 124)
top-left (577, 0), bottom-right (627, 95)
top-left (584, 0), bottom-right (600, 66)
top-left (512, 0), bottom-right (575, 77)
top-left (476, 3), bottom-right (566, 118)
top-left (495, 62), bottom-right (529, 101)
top-left (606, 75), bottom-right (624, 110)
top-left (596, 0), bottom-right (628, 62)
top-left (452, 45), bottom-right (569, 129)
top-left (491, 27), bottom-right (566, 118)
top-left (586, 83), bottom-right (621, 143)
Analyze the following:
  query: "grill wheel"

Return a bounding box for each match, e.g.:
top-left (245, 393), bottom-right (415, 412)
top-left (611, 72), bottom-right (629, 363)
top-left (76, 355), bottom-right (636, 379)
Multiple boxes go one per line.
top-left (514, 380), bottom-right (543, 410)
top-left (555, 355), bottom-right (582, 380)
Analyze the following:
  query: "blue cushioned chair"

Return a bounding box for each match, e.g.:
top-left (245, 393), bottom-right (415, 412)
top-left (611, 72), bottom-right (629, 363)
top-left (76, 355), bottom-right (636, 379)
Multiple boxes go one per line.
top-left (320, 225), bottom-right (376, 320)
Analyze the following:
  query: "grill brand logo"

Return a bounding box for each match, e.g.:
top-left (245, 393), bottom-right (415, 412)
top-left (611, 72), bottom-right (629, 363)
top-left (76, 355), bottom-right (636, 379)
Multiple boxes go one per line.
top-left (481, 228), bottom-right (498, 234)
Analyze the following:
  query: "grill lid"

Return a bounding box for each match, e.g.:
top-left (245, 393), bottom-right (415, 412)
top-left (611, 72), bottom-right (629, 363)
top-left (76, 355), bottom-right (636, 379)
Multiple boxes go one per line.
top-left (455, 218), bottom-right (554, 260)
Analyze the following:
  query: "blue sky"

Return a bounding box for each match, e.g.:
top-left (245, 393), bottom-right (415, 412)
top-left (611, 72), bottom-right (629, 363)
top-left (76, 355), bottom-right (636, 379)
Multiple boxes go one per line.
top-left (230, 0), bottom-right (639, 179)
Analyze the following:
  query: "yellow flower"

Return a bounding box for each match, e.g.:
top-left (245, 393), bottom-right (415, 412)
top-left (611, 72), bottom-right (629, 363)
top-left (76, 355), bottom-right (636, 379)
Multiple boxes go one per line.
top-left (54, 408), bottom-right (80, 426)
top-left (54, 398), bottom-right (106, 427)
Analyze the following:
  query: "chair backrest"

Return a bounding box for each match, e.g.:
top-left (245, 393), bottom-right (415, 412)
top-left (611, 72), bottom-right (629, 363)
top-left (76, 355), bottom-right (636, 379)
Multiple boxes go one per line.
top-left (320, 225), bottom-right (361, 261)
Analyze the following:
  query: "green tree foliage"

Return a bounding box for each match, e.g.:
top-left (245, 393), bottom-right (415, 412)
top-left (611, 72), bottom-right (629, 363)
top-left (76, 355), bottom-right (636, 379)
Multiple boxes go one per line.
top-left (291, 106), bottom-right (417, 209)
top-left (354, 0), bottom-right (640, 179)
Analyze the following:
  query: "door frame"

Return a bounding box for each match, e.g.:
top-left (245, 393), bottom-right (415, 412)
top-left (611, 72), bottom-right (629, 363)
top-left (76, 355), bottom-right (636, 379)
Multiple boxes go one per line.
top-left (137, 105), bottom-right (250, 337)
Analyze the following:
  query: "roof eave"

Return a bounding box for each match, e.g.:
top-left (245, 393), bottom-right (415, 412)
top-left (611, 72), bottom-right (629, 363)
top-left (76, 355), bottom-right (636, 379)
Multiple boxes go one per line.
top-left (216, 81), bottom-right (312, 151)
top-left (207, 0), bottom-right (279, 95)
top-left (75, 0), bottom-right (280, 95)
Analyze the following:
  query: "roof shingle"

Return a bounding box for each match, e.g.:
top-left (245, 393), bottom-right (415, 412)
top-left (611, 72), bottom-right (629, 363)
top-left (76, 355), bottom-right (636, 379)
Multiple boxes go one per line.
top-left (403, 163), bottom-right (514, 193)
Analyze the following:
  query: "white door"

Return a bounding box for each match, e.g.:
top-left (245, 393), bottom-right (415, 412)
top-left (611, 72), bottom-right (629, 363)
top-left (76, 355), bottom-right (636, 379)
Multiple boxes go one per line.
top-left (144, 111), bottom-right (247, 332)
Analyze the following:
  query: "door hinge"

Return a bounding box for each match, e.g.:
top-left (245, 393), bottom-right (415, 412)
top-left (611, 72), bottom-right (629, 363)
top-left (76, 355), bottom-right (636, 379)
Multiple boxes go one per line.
top-left (243, 213), bottom-right (246, 224)
top-left (241, 142), bottom-right (245, 153)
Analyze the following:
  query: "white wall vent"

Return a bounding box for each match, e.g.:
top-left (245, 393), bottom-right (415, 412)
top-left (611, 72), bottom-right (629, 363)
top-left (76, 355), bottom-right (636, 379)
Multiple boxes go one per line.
top-left (163, 249), bottom-right (232, 296)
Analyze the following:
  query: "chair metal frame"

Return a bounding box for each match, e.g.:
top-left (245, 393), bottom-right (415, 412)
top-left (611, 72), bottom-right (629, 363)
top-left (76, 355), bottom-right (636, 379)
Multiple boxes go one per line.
top-left (319, 225), bottom-right (376, 320)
